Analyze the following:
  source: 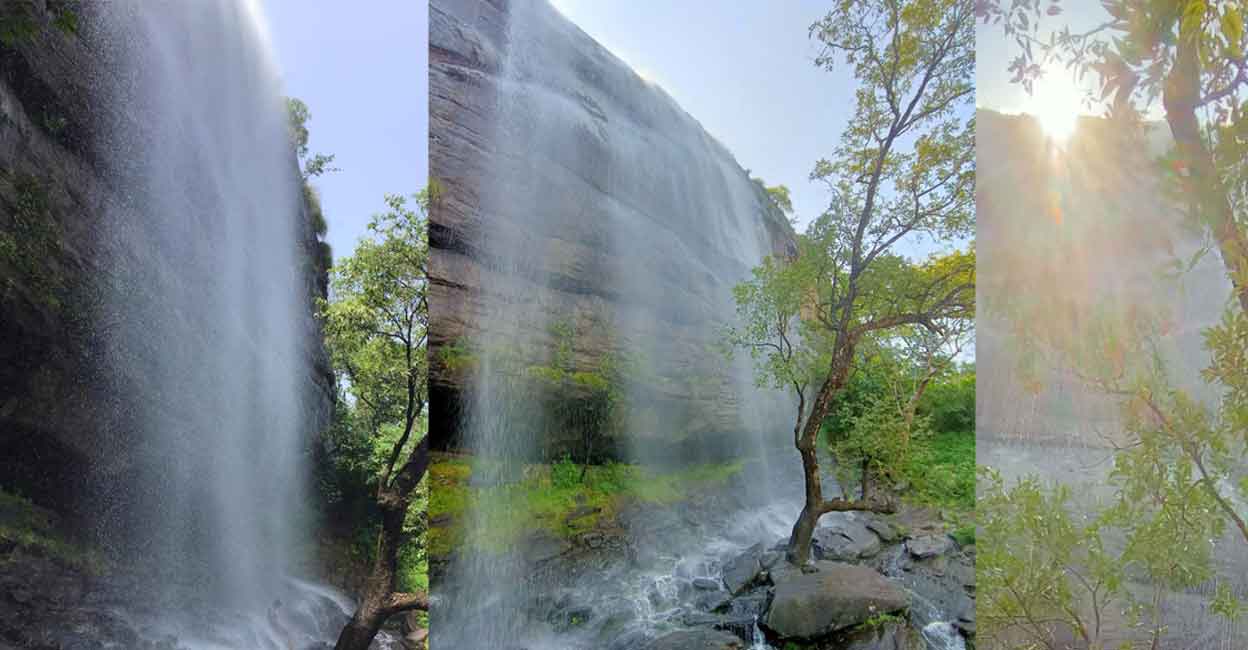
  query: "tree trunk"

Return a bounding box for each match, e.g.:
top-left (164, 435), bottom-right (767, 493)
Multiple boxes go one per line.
top-left (335, 495), bottom-right (406, 650)
top-left (1162, 32), bottom-right (1248, 313)
top-left (783, 339), bottom-right (899, 565)
top-left (787, 439), bottom-right (826, 565)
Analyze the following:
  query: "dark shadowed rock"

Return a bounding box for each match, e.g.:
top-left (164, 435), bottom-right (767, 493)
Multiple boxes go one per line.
top-left (841, 621), bottom-right (924, 650)
top-left (728, 587), bottom-right (770, 620)
top-left (763, 562), bottom-right (908, 640)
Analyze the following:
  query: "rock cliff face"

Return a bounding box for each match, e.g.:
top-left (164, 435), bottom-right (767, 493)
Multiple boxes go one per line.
top-left (428, 0), bottom-right (796, 457)
top-left (0, 3), bottom-right (332, 521)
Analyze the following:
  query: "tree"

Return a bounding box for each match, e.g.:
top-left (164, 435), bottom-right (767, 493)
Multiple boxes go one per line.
top-left (980, 0), bottom-right (1248, 310)
top-left (285, 97), bottom-right (340, 181)
top-left (321, 192), bottom-right (430, 650)
top-left (284, 96), bottom-right (336, 294)
top-left (978, 469), bottom-right (1133, 650)
top-left (979, 0), bottom-right (1248, 638)
top-left (730, 0), bottom-right (975, 566)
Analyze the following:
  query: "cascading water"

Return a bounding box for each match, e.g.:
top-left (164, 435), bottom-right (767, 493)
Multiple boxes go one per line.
top-left (79, 3), bottom-right (370, 647)
top-left (428, 1), bottom-right (825, 648)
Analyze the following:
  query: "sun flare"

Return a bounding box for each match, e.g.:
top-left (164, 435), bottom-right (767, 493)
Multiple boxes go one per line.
top-left (1025, 66), bottom-right (1084, 143)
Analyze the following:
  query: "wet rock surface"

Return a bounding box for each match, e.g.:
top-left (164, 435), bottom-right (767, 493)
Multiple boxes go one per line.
top-left (0, 550), bottom-right (396, 650)
top-left (763, 562), bottom-right (909, 639)
top-left (642, 628), bottom-right (746, 650)
top-left (812, 513), bottom-right (884, 561)
top-left (435, 469), bottom-right (975, 650)
top-left (427, 0), bottom-right (798, 458)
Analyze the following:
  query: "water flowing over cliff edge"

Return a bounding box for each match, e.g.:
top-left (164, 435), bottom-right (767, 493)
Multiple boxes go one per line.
top-left (427, 0), bottom-right (797, 462)
top-left (0, 4), bottom-right (377, 648)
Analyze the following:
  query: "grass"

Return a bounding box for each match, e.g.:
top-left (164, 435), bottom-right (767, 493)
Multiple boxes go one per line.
top-left (429, 454), bottom-right (743, 556)
top-left (0, 489), bottom-right (105, 574)
top-left (904, 428), bottom-right (975, 541)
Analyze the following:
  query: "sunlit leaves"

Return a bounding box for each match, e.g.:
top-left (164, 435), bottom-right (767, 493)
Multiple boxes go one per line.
top-left (978, 468), bottom-right (1130, 649)
top-left (319, 192), bottom-right (429, 482)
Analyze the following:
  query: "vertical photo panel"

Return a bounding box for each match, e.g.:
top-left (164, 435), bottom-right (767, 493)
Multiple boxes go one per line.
top-left (429, 1), bottom-right (974, 649)
top-left (0, 2), bottom-right (429, 649)
top-left (976, 0), bottom-right (1248, 647)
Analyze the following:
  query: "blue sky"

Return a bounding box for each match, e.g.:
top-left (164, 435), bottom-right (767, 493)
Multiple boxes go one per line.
top-left (976, 4), bottom-right (1115, 115)
top-left (260, 1), bottom-right (970, 248)
top-left (263, 1), bottom-right (428, 261)
top-left (547, 0), bottom-right (854, 231)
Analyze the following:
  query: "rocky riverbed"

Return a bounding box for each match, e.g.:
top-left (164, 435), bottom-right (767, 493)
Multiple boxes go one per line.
top-left (431, 462), bottom-right (975, 650)
top-left (0, 546), bottom-right (407, 650)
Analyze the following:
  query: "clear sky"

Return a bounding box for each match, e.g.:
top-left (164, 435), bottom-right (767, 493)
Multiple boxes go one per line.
top-left (547, 0), bottom-right (855, 231)
top-left (262, 1), bottom-right (429, 261)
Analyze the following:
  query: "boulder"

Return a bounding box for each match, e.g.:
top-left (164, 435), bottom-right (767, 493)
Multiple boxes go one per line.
top-left (682, 611), bottom-right (722, 627)
top-left (696, 589), bottom-right (732, 613)
top-left (865, 517), bottom-right (900, 543)
top-left (842, 621), bottom-right (924, 650)
top-left (763, 562), bottom-right (908, 640)
top-left (721, 543), bottom-right (764, 595)
top-left (643, 628), bottom-right (745, 650)
top-left (727, 587), bottom-right (770, 620)
top-left (906, 534), bottom-right (953, 559)
top-left (812, 513), bottom-right (882, 560)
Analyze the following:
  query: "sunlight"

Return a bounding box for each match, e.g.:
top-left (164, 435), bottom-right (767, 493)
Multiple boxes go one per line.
top-left (1024, 65), bottom-right (1084, 143)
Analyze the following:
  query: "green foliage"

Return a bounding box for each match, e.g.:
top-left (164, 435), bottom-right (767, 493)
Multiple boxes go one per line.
top-left (320, 193), bottom-right (428, 449)
top-left (516, 317), bottom-right (640, 473)
top-left (285, 97), bottom-right (339, 180)
top-left (748, 176), bottom-right (796, 223)
top-left (304, 183), bottom-right (328, 238)
top-left (908, 428), bottom-right (975, 511)
top-left (829, 394), bottom-right (920, 494)
top-left (0, 489), bottom-right (103, 574)
top-left (920, 365), bottom-right (975, 433)
top-left (317, 192), bottom-right (429, 589)
top-left (0, 171), bottom-right (65, 312)
top-left (950, 524), bottom-right (975, 547)
top-left (0, 1), bottom-right (78, 47)
top-left (981, 0), bottom-right (1246, 120)
top-left (428, 455), bottom-right (742, 556)
top-left (978, 469), bottom-right (1133, 649)
top-left (862, 611), bottom-right (904, 629)
top-left (550, 455), bottom-right (581, 490)
top-left (436, 336), bottom-right (479, 375)
top-left (285, 98), bottom-right (312, 161)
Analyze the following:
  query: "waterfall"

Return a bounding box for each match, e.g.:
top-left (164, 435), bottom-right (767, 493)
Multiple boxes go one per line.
top-left (82, 3), bottom-right (353, 646)
top-left (430, 0), bottom-right (796, 647)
